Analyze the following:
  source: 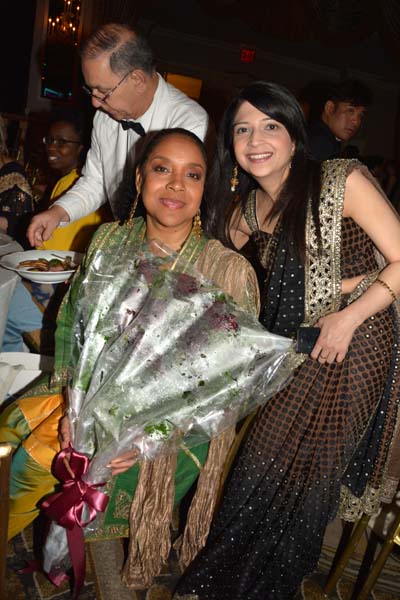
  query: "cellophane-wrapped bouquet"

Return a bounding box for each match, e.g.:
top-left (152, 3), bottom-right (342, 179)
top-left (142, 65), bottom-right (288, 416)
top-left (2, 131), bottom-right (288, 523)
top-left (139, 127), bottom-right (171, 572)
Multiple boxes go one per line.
top-left (43, 239), bottom-right (294, 574)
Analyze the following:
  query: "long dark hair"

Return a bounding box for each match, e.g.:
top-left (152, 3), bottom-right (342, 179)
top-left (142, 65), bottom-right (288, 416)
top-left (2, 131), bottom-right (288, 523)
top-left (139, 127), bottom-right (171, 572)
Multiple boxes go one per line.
top-left (204, 81), bottom-right (321, 257)
top-left (119, 128), bottom-right (207, 222)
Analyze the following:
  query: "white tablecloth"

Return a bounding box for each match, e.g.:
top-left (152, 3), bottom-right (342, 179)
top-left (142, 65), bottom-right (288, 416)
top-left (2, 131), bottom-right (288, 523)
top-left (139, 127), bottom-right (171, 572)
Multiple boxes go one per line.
top-left (0, 268), bottom-right (19, 349)
top-left (0, 234), bottom-right (24, 349)
top-left (0, 232), bottom-right (23, 258)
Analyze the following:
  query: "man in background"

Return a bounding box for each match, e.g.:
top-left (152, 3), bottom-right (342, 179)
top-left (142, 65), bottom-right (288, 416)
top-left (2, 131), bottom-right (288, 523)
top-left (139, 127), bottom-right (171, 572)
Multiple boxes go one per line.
top-left (28, 22), bottom-right (208, 246)
top-left (308, 79), bottom-right (372, 161)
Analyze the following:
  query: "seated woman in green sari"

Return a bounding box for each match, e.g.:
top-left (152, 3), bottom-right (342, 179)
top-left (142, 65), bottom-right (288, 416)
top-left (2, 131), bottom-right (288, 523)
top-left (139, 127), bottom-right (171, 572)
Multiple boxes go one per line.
top-left (0, 128), bottom-right (260, 587)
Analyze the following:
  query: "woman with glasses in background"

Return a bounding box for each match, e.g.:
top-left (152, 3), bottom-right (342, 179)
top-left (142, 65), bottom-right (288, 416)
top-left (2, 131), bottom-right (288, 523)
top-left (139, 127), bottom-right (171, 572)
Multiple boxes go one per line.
top-left (2, 110), bottom-right (110, 353)
top-left (39, 108), bottom-right (110, 253)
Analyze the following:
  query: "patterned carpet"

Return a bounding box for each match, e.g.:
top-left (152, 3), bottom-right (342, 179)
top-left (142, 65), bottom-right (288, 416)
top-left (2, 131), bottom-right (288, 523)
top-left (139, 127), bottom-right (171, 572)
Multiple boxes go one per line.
top-left (89, 538), bottom-right (179, 600)
top-left (5, 523), bottom-right (96, 599)
top-left (5, 517), bottom-right (400, 599)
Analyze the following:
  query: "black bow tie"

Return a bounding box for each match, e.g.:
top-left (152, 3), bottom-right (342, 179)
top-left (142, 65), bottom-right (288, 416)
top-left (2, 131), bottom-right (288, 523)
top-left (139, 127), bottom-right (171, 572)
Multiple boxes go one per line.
top-left (120, 120), bottom-right (145, 136)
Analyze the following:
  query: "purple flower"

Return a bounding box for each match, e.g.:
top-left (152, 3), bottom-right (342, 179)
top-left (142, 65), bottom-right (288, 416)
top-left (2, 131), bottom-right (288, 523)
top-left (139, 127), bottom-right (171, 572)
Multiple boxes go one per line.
top-left (175, 273), bottom-right (199, 296)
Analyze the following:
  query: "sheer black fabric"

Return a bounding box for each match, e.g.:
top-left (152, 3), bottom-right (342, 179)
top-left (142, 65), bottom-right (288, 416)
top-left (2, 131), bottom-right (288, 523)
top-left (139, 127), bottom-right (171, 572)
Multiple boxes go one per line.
top-left (176, 216), bottom-right (400, 600)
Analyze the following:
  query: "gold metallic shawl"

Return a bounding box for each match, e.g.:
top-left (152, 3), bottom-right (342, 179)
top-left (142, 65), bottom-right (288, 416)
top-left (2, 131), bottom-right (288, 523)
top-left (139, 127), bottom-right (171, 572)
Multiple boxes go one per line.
top-left (119, 236), bottom-right (260, 587)
top-left (0, 171), bottom-right (32, 197)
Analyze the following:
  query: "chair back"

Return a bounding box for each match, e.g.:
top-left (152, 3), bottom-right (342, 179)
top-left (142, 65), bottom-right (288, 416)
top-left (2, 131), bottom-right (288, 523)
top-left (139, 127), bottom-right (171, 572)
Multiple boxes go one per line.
top-left (0, 443), bottom-right (13, 598)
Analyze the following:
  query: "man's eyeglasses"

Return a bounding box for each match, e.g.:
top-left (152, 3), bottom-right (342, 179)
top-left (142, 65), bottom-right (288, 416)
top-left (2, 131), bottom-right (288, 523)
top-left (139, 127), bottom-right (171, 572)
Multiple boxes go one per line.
top-left (82, 70), bottom-right (132, 104)
top-left (43, 136), bottom-right (81, 147)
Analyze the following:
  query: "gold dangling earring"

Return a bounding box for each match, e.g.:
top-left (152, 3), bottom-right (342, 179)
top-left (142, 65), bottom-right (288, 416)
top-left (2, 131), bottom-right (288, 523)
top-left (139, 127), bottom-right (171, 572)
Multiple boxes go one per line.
top-left (192, 211), bottom-right (203, 239)
top-left (288, 151), bottom-right (294, 171)
top-left (230, 163), bottom-right (239, 193)
top-left (126, 193), bottom-right (141, 227)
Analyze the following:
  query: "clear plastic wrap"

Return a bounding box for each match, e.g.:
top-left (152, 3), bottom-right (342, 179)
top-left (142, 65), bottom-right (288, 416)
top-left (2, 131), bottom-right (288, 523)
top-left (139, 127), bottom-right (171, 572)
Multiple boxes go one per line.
top-left (43, 239), bottom-right (295, 576)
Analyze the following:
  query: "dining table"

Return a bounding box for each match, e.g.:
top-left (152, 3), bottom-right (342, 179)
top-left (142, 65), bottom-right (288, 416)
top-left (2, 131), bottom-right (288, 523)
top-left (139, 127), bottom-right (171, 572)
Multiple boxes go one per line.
top-left (0, 239), bottom-right (80, 354)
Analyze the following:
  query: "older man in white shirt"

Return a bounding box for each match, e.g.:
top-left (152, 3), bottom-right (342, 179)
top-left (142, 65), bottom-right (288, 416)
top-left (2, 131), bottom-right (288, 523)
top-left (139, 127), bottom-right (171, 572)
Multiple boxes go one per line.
top-left (28, 23), bottom-right (208, 246)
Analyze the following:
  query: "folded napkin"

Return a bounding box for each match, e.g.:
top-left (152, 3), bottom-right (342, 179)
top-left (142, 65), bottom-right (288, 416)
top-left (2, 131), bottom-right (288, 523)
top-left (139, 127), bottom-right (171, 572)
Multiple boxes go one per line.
top-left (0, 361), bottom-right (24, 404)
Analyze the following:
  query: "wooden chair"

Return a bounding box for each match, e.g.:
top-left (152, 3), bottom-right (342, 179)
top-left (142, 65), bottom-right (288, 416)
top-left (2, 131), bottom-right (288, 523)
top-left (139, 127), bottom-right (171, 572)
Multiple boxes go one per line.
top-left (322, 514), bottom-right (370, 596)
top-left (0, 443), bottom-right (13, 599)
top-left (355, 509), bottom-right (400, 599)
top-left (323, 509), bottom-right (400, 599)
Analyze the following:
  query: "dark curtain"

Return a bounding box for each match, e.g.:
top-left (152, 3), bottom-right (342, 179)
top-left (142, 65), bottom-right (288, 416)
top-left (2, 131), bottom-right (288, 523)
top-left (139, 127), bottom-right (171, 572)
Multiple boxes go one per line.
top-left (83, 0), bottom-right (400, 62)
top-left (0, 2), bottom-right (36, 112)
top-left (198, 0), bottom-right (400, 61)
top-left (83, 0), bottom-right (143, 32)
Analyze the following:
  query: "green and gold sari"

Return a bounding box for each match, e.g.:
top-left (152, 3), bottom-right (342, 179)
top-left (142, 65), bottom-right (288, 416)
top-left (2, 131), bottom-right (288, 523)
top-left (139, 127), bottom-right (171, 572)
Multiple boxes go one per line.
top-left (0, 216), bottom-right (259, 585)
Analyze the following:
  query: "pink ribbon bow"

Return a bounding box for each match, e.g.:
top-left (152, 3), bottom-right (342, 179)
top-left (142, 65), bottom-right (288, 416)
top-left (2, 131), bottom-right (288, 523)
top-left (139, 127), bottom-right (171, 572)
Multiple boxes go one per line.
top-left (42, 445), bottom-right (109, 598)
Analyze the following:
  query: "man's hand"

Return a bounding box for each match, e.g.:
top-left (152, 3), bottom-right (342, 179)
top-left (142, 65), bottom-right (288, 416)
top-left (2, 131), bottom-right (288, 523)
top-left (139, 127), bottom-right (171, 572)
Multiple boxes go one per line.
top-left (27, 205), bottom-right (69, 247)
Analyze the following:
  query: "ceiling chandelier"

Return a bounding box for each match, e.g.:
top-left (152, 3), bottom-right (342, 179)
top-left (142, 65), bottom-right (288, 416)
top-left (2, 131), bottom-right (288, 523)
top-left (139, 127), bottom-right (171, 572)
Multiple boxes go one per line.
top-left (47, 0), bottom-right (81, 44)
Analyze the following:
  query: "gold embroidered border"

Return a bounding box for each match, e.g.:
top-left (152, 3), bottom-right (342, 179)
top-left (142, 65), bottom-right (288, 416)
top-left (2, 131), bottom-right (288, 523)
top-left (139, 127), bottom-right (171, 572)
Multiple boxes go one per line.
top-left (86, 522), bottom-right (129, 540)
top-left (304, 159), bottom-right (358, 325)
top-left (84, 476), bottom-right (131, 540)
top-left (339, 482), bottom-right (382, 520)
top-left (0, 171), bottom-right (32, 196)
top-left (347, 270), bottom-right (379, 303)
top-left (113, 489), bottom-right (132, 520)
top-left (17, 373), bottom-right (54, 400)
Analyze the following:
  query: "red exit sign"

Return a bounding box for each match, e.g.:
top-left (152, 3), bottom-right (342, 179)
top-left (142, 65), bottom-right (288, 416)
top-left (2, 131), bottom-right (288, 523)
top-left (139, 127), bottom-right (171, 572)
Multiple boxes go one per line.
top-left (240, 47), bottom-right (256, 63)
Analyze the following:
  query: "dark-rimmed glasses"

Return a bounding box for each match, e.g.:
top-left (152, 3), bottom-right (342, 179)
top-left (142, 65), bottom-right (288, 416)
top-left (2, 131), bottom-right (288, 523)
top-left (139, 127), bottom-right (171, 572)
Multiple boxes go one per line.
top-left (82, 70), bottom-right (132, 104)
top-left (43, 136), bottom-right (81, 146)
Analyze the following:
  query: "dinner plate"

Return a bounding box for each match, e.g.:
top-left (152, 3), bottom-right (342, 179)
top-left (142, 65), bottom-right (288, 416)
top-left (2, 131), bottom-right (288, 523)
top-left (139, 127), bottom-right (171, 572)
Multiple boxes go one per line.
top-left (0, 250), bottom-right (83, 284)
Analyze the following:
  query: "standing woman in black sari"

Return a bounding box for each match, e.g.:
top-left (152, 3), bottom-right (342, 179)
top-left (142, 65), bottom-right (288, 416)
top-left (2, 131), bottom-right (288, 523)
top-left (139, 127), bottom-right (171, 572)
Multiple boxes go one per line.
top-left (175, 82), bottom-right (400, 599)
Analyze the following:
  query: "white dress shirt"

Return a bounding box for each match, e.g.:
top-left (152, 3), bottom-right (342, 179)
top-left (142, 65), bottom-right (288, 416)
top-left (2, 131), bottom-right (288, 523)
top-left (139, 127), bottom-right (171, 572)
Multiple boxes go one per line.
top-left (55, 74), bottom-right (208, 222)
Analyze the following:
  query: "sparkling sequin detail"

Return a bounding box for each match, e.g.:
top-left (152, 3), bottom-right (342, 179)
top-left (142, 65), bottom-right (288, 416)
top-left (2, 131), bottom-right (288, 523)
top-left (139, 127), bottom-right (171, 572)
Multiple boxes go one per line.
top-left (176, 161), bottom-right (400, 600)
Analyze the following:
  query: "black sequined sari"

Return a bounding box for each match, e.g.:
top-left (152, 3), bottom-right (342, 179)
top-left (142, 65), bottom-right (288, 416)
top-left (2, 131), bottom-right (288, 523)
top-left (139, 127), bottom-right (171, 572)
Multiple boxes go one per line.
top-left (176, 160), bottom-right (400, 599)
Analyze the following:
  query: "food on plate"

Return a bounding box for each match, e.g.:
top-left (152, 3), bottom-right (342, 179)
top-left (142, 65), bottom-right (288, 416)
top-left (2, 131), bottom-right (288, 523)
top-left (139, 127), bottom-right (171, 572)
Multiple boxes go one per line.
top-left (17, 255), bottom-right (77, 272)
